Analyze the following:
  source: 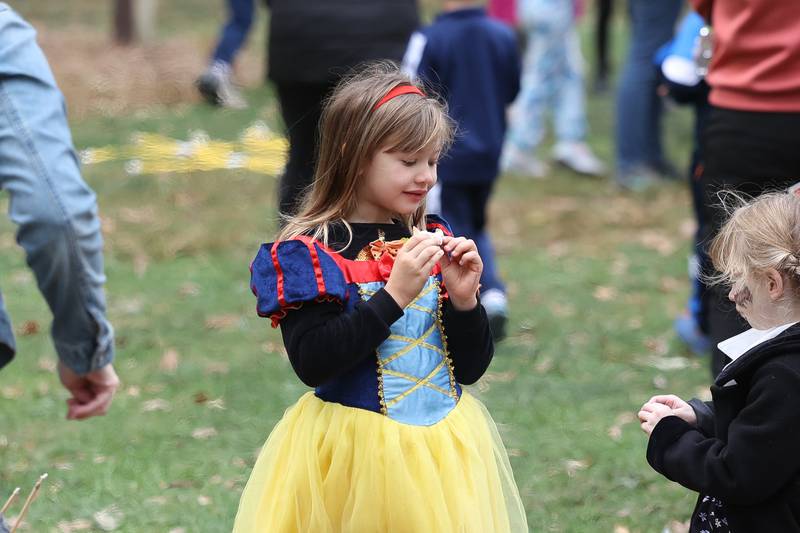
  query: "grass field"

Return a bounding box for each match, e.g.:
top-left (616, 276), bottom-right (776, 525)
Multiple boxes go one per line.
top-left (1, 3), bottom-right (711, 531)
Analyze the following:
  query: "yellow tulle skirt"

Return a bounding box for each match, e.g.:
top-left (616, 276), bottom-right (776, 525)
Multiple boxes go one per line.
top-left (232, 391), bottom-right (527, 533)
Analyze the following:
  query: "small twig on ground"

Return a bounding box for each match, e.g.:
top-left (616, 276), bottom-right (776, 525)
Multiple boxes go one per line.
top-left (0, 488), bottom-right (20, 515)
top-left (10, 474), bottom-right (47, 533)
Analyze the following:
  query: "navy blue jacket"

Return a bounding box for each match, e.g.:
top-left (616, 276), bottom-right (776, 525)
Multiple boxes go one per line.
top-left (404, 8), bottom-right (520, 184)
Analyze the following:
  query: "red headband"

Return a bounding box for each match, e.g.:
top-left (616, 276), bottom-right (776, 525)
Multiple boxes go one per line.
top-left (372, 84), bottom-right (426, 111)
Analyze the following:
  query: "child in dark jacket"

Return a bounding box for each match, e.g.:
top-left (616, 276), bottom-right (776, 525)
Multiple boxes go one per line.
top-left (639, 189), bottom-right (800, 532)
top-left (402, 0), bottom-right (520, 340)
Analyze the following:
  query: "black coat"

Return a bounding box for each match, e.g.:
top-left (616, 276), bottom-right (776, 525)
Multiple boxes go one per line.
top-left (267, 0), bottom-right (418, 84)
top-left (647, 324), bottom-right (800, 532)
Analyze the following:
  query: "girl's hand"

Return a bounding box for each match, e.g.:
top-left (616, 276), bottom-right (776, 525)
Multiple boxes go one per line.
top-left (638, 401), bottom-right (675, 436)
top-left (384, 230), bottom-right (444, 308)
top-left (647, 394), bottom-right (697, 425)
top-left (439, 235), bottom-right (482, 311)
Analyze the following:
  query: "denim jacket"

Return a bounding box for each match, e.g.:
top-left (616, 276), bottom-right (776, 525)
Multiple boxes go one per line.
top-left (0, 4), bottom-right (114, 374)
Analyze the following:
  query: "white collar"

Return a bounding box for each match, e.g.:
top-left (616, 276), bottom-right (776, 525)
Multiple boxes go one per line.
top-left (718, 322), bottom-right (798, 362)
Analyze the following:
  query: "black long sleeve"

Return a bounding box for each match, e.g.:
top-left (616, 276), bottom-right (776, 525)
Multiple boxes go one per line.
top-left (277, 220), bottom-right (494, 388)
top-left (280, 293), bottom-right (493, 387)
top-left (280, 288), bottom-right (403, 387)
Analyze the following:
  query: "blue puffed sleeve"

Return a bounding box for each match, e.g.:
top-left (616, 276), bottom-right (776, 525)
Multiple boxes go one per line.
top-left (250, 239), bottom-right (348, 326)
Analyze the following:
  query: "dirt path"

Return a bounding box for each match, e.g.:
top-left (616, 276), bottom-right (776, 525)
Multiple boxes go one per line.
top-left (35, 25), bottom-right (264, 120)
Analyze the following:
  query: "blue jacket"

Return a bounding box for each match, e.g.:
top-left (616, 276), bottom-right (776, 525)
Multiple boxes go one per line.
top-left (403, 8), bottom-right (520, 184)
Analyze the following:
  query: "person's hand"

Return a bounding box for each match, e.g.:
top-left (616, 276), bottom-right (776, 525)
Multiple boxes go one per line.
top-left (638, 401), bottom-right (674, 436)
top-left (647, 394), bottom-right (697, 425)
top-left (57, 361), bottom-right (120, 420)
top-left (384, 230), bottom-right (444, 308)
top-left (439, 235), bottom-right (482, 311)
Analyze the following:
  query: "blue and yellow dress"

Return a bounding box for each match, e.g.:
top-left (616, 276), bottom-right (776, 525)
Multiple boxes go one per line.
top-left (233, 217), bottom-right (527, 532)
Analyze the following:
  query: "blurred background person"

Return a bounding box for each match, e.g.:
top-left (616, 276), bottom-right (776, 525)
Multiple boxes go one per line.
top-left (593, 0), bottom-right (614, 93)
top-left (404, 0), bottom-right (520, 340)
top-left (692, 0), bottom-right (800, 376)
top-left (266, 0), bottom-right (419, 219)
top-left (196, 0), bottom-right (254, 109)
top-left (613, 0), bottom-right (681, 190)
top-left (501, 0), bottom-right (606, 179)
top-left (0, 4), bottom-right (119, 420)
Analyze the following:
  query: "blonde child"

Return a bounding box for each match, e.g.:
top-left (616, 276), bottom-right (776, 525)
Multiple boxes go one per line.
top-left (639, 190), bottom-right (800, 532)
top-left (233, 63), bottom-right (527, 532)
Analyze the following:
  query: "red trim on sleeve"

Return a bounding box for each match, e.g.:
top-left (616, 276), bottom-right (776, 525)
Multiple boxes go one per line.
top-left (426, 221), bottom-right (453, 237)
top-left (304, 240), bottom-right (328, 294)
top-left (270, 242), bottom-right (287, 308)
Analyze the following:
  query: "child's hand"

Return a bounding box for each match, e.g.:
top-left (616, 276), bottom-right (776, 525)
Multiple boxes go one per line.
top-left (439, 235), bottom-right (482, 311)
top-left (384, 230), bottom-right (444, 308)
top-left (647, 394), bottom-right (697, 425)
top-left (638, 401), bottom-right (674, 436)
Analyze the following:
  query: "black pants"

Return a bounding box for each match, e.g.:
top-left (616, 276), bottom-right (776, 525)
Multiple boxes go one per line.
top-left (274, 81), bottom-right (336, 218)
top-left (595, 0), bottom-right (614, 82)
top-left (700, 106), bottom-right (800, 376)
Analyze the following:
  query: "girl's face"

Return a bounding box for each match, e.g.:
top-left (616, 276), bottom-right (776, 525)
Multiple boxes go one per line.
top-left (728, 271), bottom-right (785, 329)
top-left (349, 144), bottom-right (439, 223)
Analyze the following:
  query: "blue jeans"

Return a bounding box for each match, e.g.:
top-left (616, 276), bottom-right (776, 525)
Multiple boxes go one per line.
top-left (614, 0), bottom-right (681, 175)
top-left (0, 4), bottom-right (114, 374)
top-left (212, 0), bottom-right (255, 65)
top-left (506, 0), bottom-right (588, 151)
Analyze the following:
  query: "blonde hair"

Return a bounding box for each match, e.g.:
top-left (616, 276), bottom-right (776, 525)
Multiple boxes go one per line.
top-left (708, 189), bottom-right (800, 295)
top-left (277, 61), bottom-right (455, 248)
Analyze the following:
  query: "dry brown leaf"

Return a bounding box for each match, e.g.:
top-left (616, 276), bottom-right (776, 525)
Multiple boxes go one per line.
top-left (535, 357), bottom-right (553, 374)
top-left (564, 459), bottom-right (589, 477)
top-left (666, 519), bottom-right (690, 533)
top-left (1, 386), bottom-right (23, 399)
top-left (207, 398), bottom-right (226, 410)
top-left (93, 505), bottom-right (123, 531)
top-left (644, 337), bottom-right (669, 357)
top-left (193, 392), bottom-right (209, 404)
top-left (481, 371), bottom-right (517, 383)
top-left (608, 412), bottom-right (637, 441)
top-left (593, 286), bottom-right (617, 301)
top-left (57, 519), bottom-right (93, 532)
top-left (653, 375), bottom-right (668, 389)
top-left (18, 321), bottom-right (39, 336)
top-left (37, 357), bottom-right (56, 372)
top-left (645, 356), bottom-right (690, 371)
top-left (205, 314), bottom-right (240, 330)
top-left (168, 528), bottom-right (187, 533)
top-left (126, 386), bottom-right (141, 397)
top-left (197, 495), bottom-right (212, 506)
top-left (159, 349), bottom-right (180, 373)
top-left (142, 399), bottom-right (171, 412)
top-left (639, 231), bottom-right (677, 256)
top-left (192, 427), bottom-right (218, 440)
top-left (613, 526), bottom-right (630, 533)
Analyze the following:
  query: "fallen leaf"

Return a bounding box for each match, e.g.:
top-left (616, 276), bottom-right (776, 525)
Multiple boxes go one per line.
top-left (205, 314), bottom-right (240, 330)
top-left (146, 496), bottom-right (167, 506)
top-left (93, 505), bottom-right (123, 531)
top-left (666, 519), bottom-right (690, 533)
top-left (159, 349), bottom-right (180, 373)
top-left (645, 356), bottom-right (690, 371)
top-left (1, 386), bottom-right (23, 399)
top-left (653, 375), bottom-right (668, 389)
top-left (142, 399), bottom-right (171, 412)
top-left (192, 427), bottom-right (218, 440)
top-left (168, 528), bottom-right (187, 533)
top-left (37, 357), bottom-right (56, 372)
top-left (193, 392), bottom-right (209, 404)
top-left (613, 525), bottom-right (630, 533)
top-left (535, 357), bottom-right (553, 374)
top-left (126, 386), bottom-right (141, 397)
top-left (481, 371), bottom-right (517, 383)
top-left (207, 398), bottom-right (226, 410)
top-left (564, 459), bottom-right (589, 477)
top-left (593, 286), bottom-right (617, 301)
top-left (57, 519), bottom-right (93, 532)
top-left (197, 495), bottom-right (212, 506)
top-left (607, 412), bottom-right (637, 441)
top-left (18, 321), bottom-right (39, 336)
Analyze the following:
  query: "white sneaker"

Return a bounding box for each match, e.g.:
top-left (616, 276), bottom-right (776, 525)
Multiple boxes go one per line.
top-left (553, 141), bottom-right (606, 176)
top-left (481, 289), bottom-right (508, 341)
top-left (196, 60), bottom-right (248, 110)
top-left (501, 144), bottom-right (549, 178)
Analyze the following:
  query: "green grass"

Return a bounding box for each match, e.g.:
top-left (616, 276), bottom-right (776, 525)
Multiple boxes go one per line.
top-left (0, 2), bottom-right (712, 531)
